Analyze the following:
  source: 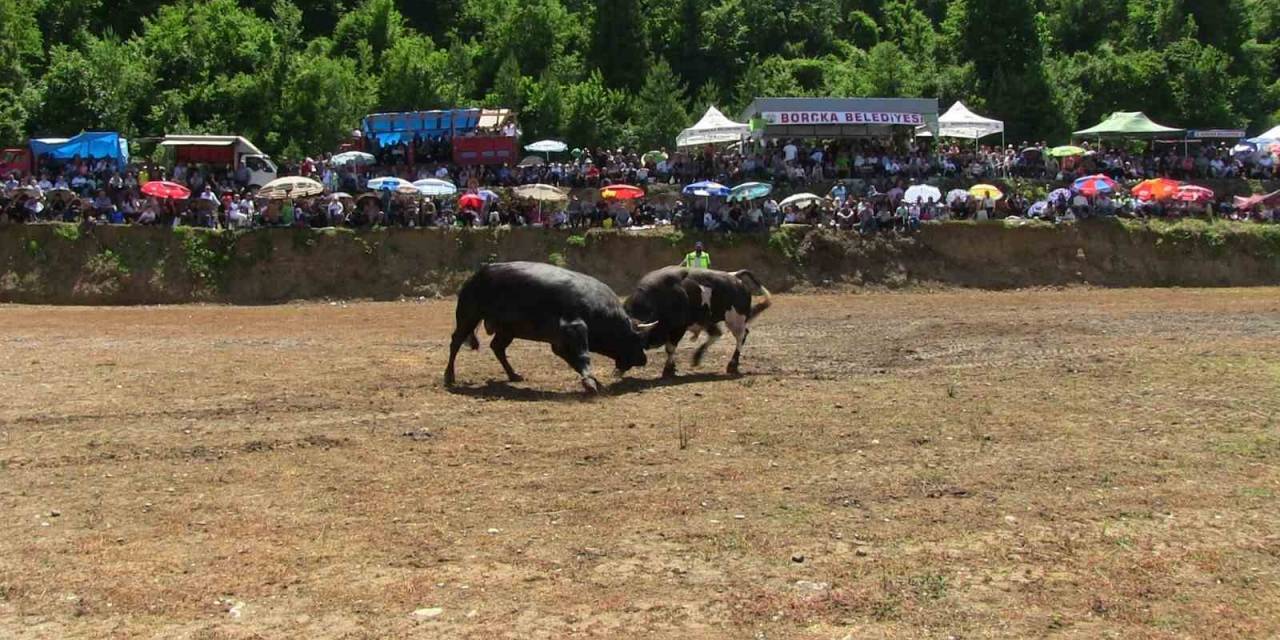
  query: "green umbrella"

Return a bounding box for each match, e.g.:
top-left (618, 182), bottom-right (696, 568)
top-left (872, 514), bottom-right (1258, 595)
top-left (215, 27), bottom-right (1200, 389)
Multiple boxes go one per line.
top-left (1049, 145), bottom-right (1086, 158)
top-left (728, 182), bottom-right (773, 202)
top-left (642, 150), bottom-right (668, 165)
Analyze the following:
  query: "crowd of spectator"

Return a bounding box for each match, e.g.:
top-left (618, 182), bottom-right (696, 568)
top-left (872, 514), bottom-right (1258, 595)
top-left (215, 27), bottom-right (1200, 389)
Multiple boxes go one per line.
top-left (2, 134), bottom-right (1277, 230)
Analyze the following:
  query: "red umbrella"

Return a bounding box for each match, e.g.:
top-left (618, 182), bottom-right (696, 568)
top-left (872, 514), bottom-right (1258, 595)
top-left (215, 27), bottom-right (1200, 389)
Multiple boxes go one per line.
top-left (600, 184), bottom-right (645, 200)
top-left (141, 180), bottom-right (191, 200)
top-left (1173, 184), bottom-right (1214, 203)
top-left (458, 193), bottom-right (485, 210)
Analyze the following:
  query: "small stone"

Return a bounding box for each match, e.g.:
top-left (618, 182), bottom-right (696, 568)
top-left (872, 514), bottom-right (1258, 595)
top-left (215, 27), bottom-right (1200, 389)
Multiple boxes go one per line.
top-left (791, 554), bottom-right (805, 564)
top-left (295, 614), bottom-right (311, 624)
top-left (48, 510), bottom-right (61, 517)
top-left (733, 514), bottom-right (746, 520)
top-left (1004, 515), bottom-right (1018, 524)
top-left (855, 547), bottom-right (869, 557)
top-left (487, 528), bottom-right (500, 534)
top-left (412, 607), bottom-right (444, 619)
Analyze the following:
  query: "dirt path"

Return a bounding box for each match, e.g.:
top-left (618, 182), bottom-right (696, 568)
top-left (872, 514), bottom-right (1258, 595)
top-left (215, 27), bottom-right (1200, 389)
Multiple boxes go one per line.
top-left (2, 289), bottom-right (1279, 639)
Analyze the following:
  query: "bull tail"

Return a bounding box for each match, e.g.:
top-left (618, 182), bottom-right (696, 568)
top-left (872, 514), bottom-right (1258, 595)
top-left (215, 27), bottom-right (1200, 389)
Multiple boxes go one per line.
top-left (733, 270), bottom-right (773, 321)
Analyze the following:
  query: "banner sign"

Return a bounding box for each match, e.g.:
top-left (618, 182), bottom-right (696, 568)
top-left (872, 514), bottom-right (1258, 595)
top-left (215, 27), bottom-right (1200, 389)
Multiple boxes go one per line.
top-left (762, 111), bottom-right (925, 126)
top-left (1188, 129), bottom-right (1245, 139)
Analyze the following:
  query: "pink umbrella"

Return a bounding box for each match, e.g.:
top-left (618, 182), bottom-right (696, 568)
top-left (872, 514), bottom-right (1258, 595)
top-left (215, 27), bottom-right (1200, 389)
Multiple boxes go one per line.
top-left (141, 181), bottom-right (191, 200)
top-left (1173, 184), bottom-right (1214, 203)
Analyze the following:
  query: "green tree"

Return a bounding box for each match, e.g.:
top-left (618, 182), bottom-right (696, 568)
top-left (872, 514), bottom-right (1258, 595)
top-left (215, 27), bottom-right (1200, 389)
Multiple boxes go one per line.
top-left (0, 0), bottom-right (43, 143)
top-left (488, 52), bottom-right (525, 109)
top-left (331, 0), bottom-right (403, 64)
top-left (632, 58), bottom-right (688, 148)
top-left (564, 70), bottom-right (627, 148)
top-left (274, 48), bottom-right (373, 157)
top-left (35, 36), bottom-right (154, 136)
top-left (378, 35), bottom-right (452, 110)
top-left (591, 0), bottom-right (648, 89)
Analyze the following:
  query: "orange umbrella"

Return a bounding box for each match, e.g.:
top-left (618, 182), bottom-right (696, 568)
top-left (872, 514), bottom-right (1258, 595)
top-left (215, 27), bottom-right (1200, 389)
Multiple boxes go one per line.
top-left (600, 184), bottom-right (645, 200)
top-left (1131, 178), bottom-right (1180, 202)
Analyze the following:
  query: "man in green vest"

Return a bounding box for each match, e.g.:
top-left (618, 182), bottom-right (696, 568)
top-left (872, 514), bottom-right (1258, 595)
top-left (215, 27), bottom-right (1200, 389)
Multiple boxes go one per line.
top-left (681, 241), bottom-right (711, 269)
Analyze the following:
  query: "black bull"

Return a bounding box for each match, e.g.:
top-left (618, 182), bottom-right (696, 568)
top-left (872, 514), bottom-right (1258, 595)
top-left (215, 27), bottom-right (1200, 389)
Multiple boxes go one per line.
top-left (444, 262), bottom-right (657, 393)
top-left (625, 267), bottom-right (773, 377)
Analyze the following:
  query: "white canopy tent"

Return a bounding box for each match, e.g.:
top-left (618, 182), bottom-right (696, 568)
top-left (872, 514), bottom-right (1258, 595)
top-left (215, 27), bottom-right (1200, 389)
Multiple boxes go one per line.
top-left (1249, 124), bottom-right (1280, 145)
top-left (916, 102), bottom-right (1004, 142)
top-left (677, 106), bottom-right (751, 148)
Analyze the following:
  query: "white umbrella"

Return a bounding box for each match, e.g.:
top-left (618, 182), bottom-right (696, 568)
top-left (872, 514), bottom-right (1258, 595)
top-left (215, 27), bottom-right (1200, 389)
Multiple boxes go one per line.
top-left (330, 151), bottom-right (375, 166)
top-left (518, 155), bottom-right (546, 167)
top-left (513, 184), bottom-right (569, 202)
top-left (779, 193), bottom-right (825, 209)
top-left (945, 188), bottom-right (970, 204)
top-left (524, 140), bottom-right (568, 154)
top-left (258, 176), bottom-right (324, 200)
top-left (903, 184), bottom-right (943, 204)
top-left (413, 178), bottom-right (458, 197)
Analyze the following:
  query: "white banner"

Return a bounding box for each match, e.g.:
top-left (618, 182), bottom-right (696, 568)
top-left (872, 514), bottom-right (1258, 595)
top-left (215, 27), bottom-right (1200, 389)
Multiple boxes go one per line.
top-left (762, 111), bottom-right (926, 126)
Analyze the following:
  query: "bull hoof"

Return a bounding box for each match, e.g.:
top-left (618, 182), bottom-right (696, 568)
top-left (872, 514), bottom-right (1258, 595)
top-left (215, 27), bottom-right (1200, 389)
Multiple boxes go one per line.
top-left (662, 364), bottom-right (677, 378)
top-left (726, 363), bottom-right (741, 376)
top-left (581, 376), bottom-right (601, 394)
top-left (444, 373), bottom-right (456, 387)
top-left (507, 373), bottom-right (525, 383)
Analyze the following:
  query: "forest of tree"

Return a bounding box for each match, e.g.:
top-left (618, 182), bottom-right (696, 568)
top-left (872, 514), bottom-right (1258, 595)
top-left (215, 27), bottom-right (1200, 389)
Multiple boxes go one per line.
top-left (0, 0), bottom-right (1276, 158)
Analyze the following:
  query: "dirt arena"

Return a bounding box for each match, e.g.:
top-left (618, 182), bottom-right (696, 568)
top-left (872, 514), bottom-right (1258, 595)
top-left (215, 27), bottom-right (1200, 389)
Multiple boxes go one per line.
top-left (2, 288), bottom-right (1279, 639)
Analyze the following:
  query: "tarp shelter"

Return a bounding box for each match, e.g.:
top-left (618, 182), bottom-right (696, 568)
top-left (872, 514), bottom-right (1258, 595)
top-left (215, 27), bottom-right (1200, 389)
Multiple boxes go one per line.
top-left (741, 97), bottom-right (939, 139)
top-left (915, 102), bottom-right (1003, 140)
top-left (30, 131), bottom-right (129, 164)
top-left (677, 106), bottom-right (750, 147)
top-left (1073, 112), bottom-right (1182, 139)
top-left (361, 109), bottom-right (515, 146)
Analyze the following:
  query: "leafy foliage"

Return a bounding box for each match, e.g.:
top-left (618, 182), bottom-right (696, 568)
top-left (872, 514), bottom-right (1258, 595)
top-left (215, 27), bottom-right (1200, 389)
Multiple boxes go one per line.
top-left (0, 0), bottom-right (1275, 154)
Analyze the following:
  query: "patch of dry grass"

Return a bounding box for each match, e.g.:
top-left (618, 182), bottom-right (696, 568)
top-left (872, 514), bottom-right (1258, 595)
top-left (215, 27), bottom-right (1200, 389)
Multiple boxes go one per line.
top-left (1, 288), bottom-right (1279, 638)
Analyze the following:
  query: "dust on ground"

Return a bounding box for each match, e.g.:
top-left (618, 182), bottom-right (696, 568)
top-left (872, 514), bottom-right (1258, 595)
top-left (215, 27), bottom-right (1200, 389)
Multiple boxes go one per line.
top-left (2, 289), bottom-right (1279, 639)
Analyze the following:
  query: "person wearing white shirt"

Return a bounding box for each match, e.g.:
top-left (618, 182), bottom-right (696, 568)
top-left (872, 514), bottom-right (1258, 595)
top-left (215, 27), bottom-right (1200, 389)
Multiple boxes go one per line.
top-left (36, 176), bottom-right (52, 191)
top-left (326, 195), bottom-right (345, 227)
top-left (783, 142), bottom-right (798, 164)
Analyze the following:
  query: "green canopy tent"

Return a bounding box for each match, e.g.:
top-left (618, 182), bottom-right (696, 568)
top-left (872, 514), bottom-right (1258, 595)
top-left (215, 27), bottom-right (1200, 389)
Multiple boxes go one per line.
top-left (1073, 111), bottom-right (1183, 139)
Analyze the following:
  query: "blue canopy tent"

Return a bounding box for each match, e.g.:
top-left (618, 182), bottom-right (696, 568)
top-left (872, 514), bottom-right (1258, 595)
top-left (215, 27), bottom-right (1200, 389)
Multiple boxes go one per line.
top-left (361, 110), bottom-right (485, 146)
top-left (30, 131), bottom-right (129, 165)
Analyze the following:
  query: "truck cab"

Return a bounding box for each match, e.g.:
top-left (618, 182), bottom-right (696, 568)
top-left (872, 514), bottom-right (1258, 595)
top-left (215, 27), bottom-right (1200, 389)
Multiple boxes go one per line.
top-left (159, 135), bottom-right (278, 190)
top-left (0, 148), bottom-right (31, 179)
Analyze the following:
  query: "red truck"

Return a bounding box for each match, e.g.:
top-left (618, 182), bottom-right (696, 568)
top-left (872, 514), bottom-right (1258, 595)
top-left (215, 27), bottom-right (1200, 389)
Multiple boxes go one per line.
top-left (0, 147), bottom-right (32, 178)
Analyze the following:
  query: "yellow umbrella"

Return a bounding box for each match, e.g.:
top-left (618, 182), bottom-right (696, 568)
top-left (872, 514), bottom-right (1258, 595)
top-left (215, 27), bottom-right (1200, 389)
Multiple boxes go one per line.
top-left (969, 184), bottom-right (1004, 200)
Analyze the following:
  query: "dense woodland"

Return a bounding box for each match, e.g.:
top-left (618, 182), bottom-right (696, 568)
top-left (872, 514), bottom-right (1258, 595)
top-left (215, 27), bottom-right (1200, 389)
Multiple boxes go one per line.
top-left (0, 0), bottom-right (1276, 158)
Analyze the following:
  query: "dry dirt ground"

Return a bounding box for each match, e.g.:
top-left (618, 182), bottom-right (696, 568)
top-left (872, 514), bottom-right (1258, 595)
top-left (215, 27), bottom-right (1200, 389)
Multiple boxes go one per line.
top-left (2, 288), bottom-right (1280, 639)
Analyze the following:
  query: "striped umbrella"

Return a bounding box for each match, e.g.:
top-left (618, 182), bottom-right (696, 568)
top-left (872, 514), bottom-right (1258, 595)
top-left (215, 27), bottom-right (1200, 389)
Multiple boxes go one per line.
top-left (1072, 174), bottom-right (1117, 196)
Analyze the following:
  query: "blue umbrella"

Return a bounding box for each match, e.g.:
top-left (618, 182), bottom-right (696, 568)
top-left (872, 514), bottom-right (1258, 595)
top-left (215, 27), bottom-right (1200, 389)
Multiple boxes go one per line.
top-left (367, 177), bottom-right (412, 192)
top-left (728, 182), bottom-right (773, 202)
top-left (477, 189), bottom-right (500, 201)
top-left (683, 181), bottom-right (731, 198)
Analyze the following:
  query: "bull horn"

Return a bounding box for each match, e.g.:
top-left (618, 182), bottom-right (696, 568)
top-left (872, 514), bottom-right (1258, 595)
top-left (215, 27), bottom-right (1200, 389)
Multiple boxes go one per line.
top-left (632, 319), bottom-right (659, 332)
